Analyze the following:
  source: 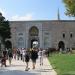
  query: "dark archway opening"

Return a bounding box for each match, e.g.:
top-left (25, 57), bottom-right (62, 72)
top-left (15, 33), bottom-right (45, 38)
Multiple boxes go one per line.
top-left (58, 41), bottom-right (65, 50)
top-left (5, 40), bottom-right (12, 49)
top-left (29, 26), bottom-right (39, 48)
top-left (31, 39), bottom-right (38, 48)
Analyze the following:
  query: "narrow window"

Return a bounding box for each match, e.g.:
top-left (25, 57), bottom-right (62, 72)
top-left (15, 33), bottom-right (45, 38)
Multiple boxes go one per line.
top-left (70, 33), bottom-right (73, 38)
top-left (63, 33), bottom-right (65, 38)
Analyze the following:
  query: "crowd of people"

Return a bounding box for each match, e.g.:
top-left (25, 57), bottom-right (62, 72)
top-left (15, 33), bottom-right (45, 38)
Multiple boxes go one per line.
top-left (0, 48), bottom-right (48, 71)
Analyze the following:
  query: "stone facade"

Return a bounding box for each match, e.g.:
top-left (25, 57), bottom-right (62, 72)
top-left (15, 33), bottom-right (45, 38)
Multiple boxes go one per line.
top-left (9, 20), bottom-right (75, 49)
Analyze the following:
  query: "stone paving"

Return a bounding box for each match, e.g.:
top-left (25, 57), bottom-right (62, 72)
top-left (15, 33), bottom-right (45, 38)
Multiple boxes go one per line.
top-left (0, 57), bottom-right (57, 75)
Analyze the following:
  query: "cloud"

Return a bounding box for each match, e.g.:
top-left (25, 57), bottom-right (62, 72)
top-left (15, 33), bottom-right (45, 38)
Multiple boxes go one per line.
top-left (0, 8), bottom-right (34, 21)
top-left (11, 13), bottom-right (33, 21)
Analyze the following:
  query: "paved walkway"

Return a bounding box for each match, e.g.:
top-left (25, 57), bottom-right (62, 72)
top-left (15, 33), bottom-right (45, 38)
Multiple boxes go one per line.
top-left (0, 57), bottom-right (57, 75)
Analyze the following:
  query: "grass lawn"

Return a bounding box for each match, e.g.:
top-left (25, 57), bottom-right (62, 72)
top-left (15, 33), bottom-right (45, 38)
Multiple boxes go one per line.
top-left (48, 53), bottom-right (75, 75)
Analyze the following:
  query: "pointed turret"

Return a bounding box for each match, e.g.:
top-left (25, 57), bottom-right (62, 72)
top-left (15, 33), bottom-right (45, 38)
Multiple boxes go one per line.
top-left (57, 8), bottom-right (60, 20)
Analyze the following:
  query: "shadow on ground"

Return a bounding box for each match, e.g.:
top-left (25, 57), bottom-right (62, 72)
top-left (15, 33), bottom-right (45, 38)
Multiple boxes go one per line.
top-left (0, 70), bottom-right (39, 75)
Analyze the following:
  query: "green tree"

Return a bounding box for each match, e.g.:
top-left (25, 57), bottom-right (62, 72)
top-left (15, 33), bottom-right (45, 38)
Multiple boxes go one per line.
top-left (0, 13), bottom-right (11, 46)
top-left (63, 0), bottom-right (75, 17)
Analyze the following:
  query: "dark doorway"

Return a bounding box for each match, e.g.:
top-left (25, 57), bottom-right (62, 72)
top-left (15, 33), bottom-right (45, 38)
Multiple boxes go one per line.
top-left (58, 41), bottom-right (65, 50)
top-left (29, 26), bottom-right (39, 48)
top-left (31, 39), bottom-right (38, 48)
top-left (5, 40), bottom-right (12, 49)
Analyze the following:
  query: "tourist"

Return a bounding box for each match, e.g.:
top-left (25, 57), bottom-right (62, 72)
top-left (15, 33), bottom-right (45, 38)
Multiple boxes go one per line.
top-left (1, 56), bottom-right (6, 67)
top-left (38, 48), bottom-right (44, 66)
top-left (17, 48), bottom-right (20, 60)
top-left (25, 50), bottom-right (30, 71)
top-left (13, 48), bottom-right (17, 59)
top-left (1, 50), bottom-right (7, 67)
top-left (22, 48), bottom-right (26, 62)
top-left (30, 48), bottom-right (38, 69)
top-left (20, 48), bottom-right (23, 60)
top-left (8, 48), bottom-right (13, 65)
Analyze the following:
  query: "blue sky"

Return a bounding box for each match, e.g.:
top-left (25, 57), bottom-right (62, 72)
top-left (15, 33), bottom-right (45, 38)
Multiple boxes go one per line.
top-left (0, 0), bottom-right (74, 21)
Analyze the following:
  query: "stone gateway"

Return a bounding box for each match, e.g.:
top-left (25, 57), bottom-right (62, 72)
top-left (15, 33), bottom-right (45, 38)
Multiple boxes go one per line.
top-left (9, 20), bottom-right (75, 50)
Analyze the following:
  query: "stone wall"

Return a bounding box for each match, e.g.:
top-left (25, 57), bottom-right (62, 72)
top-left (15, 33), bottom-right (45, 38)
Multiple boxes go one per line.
top-left (9, 20), bottom-right (75, 49)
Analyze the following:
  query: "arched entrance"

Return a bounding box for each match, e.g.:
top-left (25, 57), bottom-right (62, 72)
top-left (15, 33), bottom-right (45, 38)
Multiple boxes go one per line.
top-left (5, 40), bottom-right (12, 49)
top-left (31, 39), bottom-right (38, 48)
top-left (29, 26), bottom-right (39, 48)
top-left (58, 41), bottom-right (65, 50)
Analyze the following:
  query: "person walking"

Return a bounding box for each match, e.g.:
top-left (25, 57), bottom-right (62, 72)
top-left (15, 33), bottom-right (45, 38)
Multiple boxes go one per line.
top-left (22, 48), bottom-right (26, 62)
top-left (30, 48), bottom-right (38, 69)
top-left (20, 48), bottom-right (23, 60)
top-left (38, 49), bottom-right (44, 66)
top-left (8, 48), bottom-right (13, 65)
top-left (1, 50), bottom-right (7, 67)
top-left (1, 56), bottom-right (6, 67)
top-left (25, 50), bottom-right (30, 71)
top-left (17, 48), bottom-right (20, 60)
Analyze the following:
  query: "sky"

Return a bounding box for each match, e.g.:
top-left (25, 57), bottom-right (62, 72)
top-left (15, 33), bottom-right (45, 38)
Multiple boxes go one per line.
top-left (0, 0), bottom-right (74, 21)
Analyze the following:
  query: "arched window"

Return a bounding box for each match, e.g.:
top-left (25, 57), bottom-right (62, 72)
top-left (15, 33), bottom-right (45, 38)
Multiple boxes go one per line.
top-left (29, 26), bottom-right (39, 36)
top-left (70, 32), bottom-right (73, 38)
top-left (18, 37), bottom-right (24, 48)
top-left (62, 32), bottom-right (65, 38)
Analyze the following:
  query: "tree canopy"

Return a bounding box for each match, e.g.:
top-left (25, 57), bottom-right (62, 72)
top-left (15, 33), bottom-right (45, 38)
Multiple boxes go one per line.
top-left (0, 13), bottom-right (11, 44)
top-left (63, 0), bottom-right (75, 17)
